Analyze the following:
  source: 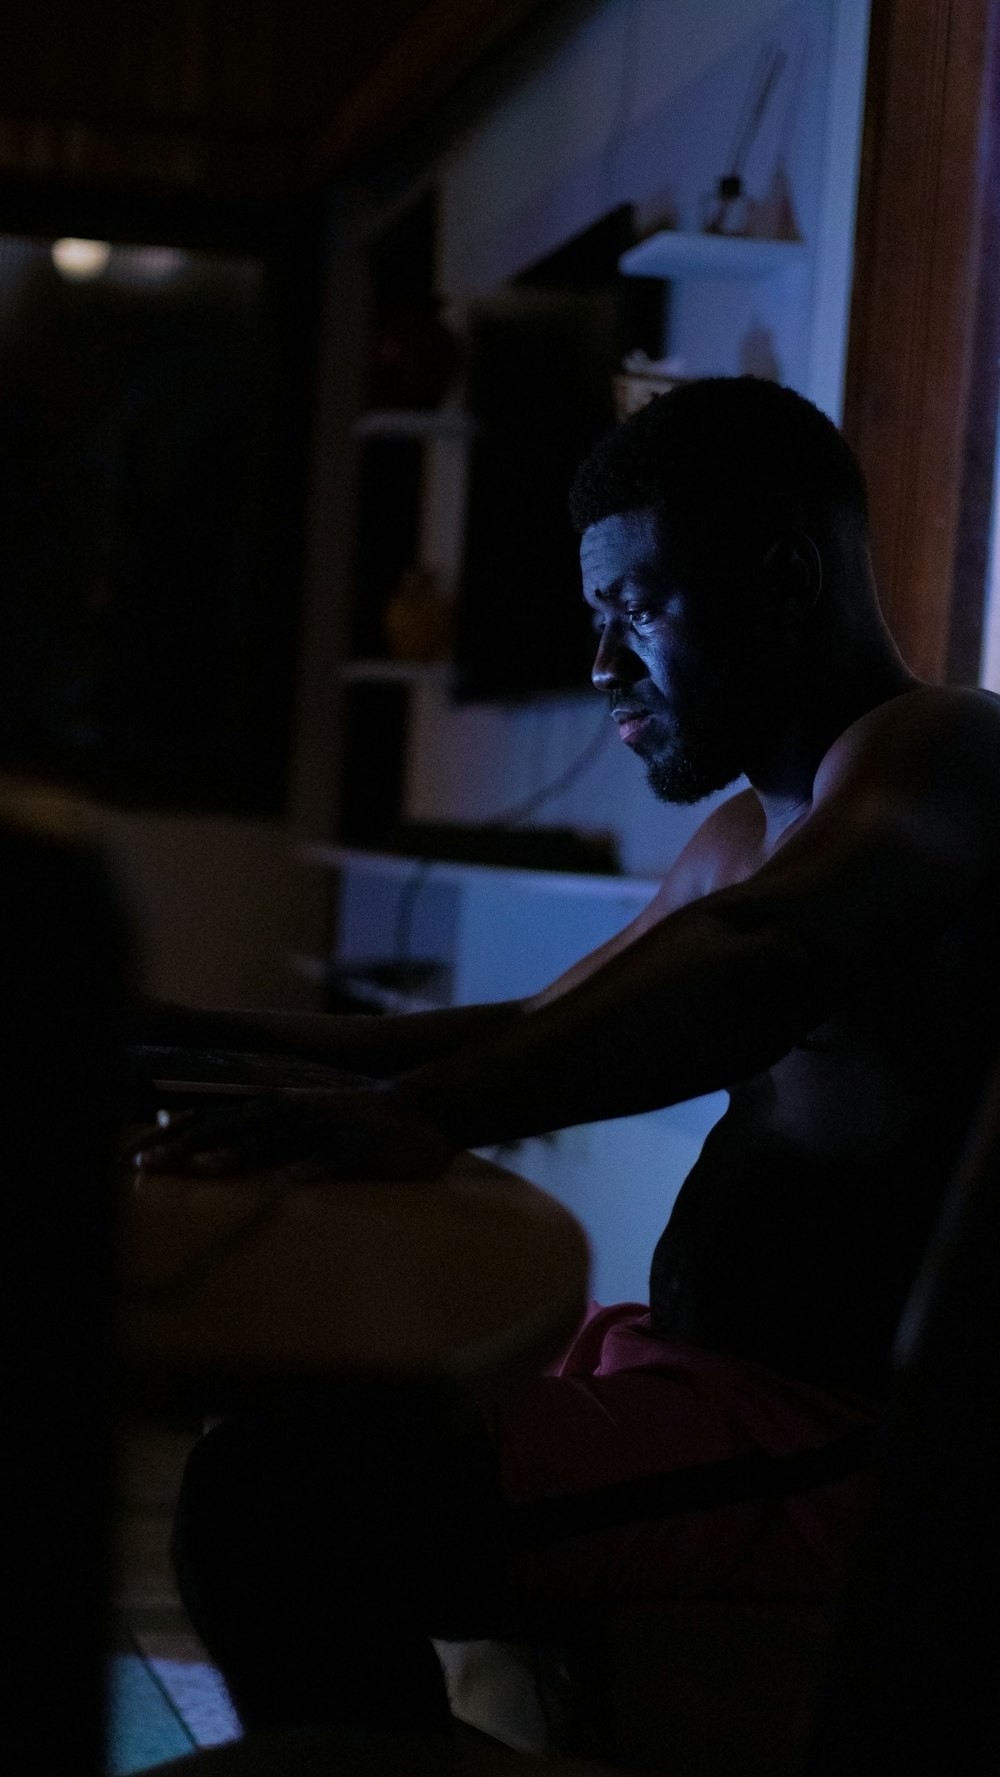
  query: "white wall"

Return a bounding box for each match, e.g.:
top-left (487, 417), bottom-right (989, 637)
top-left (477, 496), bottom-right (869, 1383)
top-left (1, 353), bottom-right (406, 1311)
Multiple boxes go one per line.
top-left (443, 0), bottom-right (810, 295)
top-left (440, 0), bottom-right (866, 409)
top-left (979, 419), bottom-right (1000, 690)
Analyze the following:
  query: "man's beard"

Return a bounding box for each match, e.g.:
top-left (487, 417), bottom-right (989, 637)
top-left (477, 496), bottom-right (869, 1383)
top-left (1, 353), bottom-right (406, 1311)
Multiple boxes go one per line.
top-left (635, 705), bottom-right (742, 806)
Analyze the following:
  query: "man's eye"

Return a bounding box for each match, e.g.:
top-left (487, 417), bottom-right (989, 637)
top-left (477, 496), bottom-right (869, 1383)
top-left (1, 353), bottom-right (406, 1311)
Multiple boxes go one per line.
top-left (627, 608), bottom-right (656, 629)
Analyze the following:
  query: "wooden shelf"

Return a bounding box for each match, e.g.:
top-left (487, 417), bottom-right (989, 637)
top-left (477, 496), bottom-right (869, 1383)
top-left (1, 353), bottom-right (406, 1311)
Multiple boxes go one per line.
top-left (619, 230), bottom-right (805, 280)
top-left (352, 408), bottom-right (478, 440)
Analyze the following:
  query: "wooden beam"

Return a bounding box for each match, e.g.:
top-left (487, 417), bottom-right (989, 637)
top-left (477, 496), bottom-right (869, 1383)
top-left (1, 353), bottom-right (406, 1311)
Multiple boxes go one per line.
top-left (0, 1), bottom-right (556, 199)
top-left (0, 116), bottom-right (302, 200)
top-left (842, 0), bottom-right (997, 681)
top-left (305, 0), bottom-right (555, 181)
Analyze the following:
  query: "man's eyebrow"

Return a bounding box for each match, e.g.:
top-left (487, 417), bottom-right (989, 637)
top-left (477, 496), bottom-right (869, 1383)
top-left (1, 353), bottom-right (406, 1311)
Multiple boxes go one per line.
top-left (583, 569), bottom-right (660, 605)
top-left (584, 578), bottom-right (624, 605)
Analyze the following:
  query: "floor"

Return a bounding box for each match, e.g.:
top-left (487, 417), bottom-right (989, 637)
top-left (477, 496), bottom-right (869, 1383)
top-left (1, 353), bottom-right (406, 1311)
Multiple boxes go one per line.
top-left (109, 1423), bottom-right (242, 1773)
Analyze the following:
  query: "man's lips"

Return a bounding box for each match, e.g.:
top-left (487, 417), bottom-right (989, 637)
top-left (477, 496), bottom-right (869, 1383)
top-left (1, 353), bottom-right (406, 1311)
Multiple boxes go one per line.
top-left (612, 707), bottom-right (653, 744)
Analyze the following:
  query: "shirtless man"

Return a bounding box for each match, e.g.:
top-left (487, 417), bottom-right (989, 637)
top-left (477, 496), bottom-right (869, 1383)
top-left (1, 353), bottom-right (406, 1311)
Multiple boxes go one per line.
top-left (149, 377), bottom-right (1000, 1735)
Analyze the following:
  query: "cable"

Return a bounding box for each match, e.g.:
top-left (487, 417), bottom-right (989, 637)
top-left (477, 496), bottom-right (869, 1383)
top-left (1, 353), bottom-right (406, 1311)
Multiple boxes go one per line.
top-left (776, 32), bottom-right (812, 166)
top-left (393, 858), bottom-right (434, 961)
top-left (393, 710), bottom-right (612, 961)
top-left (480, 709), bottom-right (611, 833)
top-left (728, 42), bottom-right (786, 178)
top-left (597, 0), bottom-right (643, 215)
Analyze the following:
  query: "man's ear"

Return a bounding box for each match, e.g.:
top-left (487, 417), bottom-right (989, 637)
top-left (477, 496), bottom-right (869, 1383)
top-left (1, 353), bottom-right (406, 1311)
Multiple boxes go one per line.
top-left (760, 533), bottom-right (823, 620)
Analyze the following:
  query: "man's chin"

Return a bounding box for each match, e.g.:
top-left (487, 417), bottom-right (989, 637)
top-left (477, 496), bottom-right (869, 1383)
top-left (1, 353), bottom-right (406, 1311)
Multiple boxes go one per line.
top-left (642, 748), bottom-right (740, 807)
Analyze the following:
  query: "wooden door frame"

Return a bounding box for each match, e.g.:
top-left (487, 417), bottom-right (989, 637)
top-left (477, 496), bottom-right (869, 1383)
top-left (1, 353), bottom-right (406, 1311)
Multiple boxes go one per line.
top-left (842, 0), bottom-right (999, 681)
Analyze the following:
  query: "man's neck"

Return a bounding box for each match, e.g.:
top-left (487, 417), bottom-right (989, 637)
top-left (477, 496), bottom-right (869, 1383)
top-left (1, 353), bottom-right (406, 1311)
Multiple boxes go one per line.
top-left (748, 643), bottom-right (919, 842)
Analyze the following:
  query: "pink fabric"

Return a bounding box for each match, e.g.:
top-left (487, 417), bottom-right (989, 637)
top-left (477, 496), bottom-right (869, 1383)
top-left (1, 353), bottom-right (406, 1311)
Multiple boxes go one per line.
top-left (479, 1302), bottom-right (876, 1616)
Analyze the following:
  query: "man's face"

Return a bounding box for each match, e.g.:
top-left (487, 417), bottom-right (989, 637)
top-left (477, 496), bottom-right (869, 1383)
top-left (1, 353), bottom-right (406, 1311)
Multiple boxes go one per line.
top-left (581, 506), bottom-right (750, 805)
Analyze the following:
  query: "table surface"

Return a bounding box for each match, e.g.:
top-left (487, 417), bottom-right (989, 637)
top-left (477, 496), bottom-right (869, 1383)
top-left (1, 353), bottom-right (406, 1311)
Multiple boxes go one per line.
top-left (120, 1148), bottom-right (590, 1387)
top-left (148, 1723), bottom-right (635, 1775)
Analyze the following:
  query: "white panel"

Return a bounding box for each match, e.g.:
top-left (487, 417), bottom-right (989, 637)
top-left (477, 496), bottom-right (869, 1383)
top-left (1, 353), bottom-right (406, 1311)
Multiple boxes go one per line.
top-left (489, 1093), bottom-right (726, 1303)
top-left (803, 0), bottom-right (872, 418)
top-left (452, 871), bottom-right (655, 1003)
top-left (979, 423), bottom-right (1000, 690)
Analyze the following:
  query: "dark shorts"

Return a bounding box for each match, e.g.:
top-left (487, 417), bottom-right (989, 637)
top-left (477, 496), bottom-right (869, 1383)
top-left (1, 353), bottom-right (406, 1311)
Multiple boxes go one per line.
top-left (174, 1302), bottom-right (877, 1688)
top-left (479, 1302), bottom-right (876, 1618)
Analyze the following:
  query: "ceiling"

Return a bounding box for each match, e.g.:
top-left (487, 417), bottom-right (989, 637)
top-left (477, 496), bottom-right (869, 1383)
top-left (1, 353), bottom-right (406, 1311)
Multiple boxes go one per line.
top-left (0, 0), bottom-right (554, 203)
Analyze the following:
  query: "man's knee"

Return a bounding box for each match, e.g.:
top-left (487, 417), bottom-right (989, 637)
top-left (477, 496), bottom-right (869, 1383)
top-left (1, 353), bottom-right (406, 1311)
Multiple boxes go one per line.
top-left (171, 1415), bottom-right (273, 1630)
top-left (171, 1381), bottom-right (507, 1638)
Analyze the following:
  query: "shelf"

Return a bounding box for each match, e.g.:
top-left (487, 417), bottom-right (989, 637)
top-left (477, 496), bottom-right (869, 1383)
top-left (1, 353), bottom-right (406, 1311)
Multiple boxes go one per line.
top-left (352, 408), bottom-right (478, 440)
top-left (338, 658), bottom-right (452, 685)
top-left (618, 230), bottom-right (805, 280)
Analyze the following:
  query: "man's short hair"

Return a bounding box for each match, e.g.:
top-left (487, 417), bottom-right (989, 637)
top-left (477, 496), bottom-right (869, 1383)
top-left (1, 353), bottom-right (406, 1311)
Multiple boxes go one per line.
top-left (569, 376), bottom-right (869, 565)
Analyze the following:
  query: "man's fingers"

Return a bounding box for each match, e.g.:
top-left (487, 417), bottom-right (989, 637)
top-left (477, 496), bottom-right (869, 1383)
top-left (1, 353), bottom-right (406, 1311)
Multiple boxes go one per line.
top-left (189, 1148), bottom-right (240, 1175)
top-left (133, 1109), bottom-right (238, 1173)
top-left (127, 1094), bottom-right (447, 1182)
top-left (133, 1138), bottom-right (191, 1172)
top-left (132, 1103), bottom-right (314, 1175)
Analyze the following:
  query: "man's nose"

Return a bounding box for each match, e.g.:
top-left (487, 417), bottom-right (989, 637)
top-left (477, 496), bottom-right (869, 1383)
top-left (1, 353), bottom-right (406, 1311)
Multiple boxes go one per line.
top-left (591, 619), bottom-right (641, 692)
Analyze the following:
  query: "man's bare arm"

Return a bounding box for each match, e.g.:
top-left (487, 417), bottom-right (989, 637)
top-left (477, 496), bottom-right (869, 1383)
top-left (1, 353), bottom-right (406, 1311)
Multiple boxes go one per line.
top-left (130, 996), bottom-right (523, 1079)
top-left (390, 891), bottom-right (822, 1147)
top-left (138, 687), bottom-right (1000, 1177)
top-left (129, 796), bottom-right (734, 1080)
top-left (129, 804), bottom-right (738, 1171)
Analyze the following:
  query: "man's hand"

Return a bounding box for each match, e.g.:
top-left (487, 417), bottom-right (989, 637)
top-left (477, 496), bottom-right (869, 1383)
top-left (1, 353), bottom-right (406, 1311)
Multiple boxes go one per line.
top-left (131, 1088), bottom-right (457, 1182)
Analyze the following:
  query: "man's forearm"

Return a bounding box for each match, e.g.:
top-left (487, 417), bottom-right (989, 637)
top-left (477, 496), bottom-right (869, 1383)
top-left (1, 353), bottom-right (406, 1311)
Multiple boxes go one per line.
top-left (130, 995), bottom-right (523, 1078)
top-left (389, 897), bottom-right (826, 1148)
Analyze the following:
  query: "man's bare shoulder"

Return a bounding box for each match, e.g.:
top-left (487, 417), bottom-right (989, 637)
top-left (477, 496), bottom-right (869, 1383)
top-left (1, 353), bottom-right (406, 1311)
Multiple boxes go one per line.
top-left (645, 689), bottom-right (1000, 932)
top-left (816, 685), bottom-right (1000, 809)
top-left (742, 684), bottom-right (1000, 939)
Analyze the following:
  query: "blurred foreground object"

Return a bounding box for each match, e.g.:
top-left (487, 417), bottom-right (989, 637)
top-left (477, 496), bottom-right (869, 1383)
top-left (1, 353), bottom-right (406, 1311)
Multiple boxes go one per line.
top-left (1, 775), bottom-right (133, 1777)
